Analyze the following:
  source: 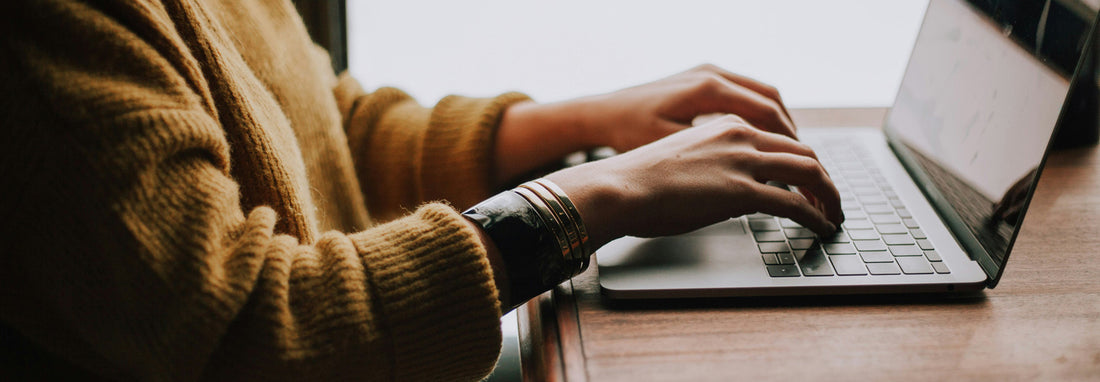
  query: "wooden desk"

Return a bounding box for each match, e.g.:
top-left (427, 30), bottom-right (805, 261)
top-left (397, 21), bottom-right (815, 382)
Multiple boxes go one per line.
top-left (517, 108), bottom-right (1100, 382)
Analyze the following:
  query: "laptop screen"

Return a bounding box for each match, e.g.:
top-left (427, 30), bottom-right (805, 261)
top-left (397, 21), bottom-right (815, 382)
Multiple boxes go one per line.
top-left (883, 0), bottom-right (1097, 285)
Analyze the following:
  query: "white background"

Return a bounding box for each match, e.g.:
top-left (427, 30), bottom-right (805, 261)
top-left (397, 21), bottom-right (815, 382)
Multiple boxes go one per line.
top-left (347, 0), bottom-right (929, 108)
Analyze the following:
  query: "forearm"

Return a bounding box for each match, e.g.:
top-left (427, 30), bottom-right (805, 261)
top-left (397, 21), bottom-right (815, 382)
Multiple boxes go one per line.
top-left (339, 81), bottom-right (533, 217)
top-left (493, 99), bottom-right (603, 187)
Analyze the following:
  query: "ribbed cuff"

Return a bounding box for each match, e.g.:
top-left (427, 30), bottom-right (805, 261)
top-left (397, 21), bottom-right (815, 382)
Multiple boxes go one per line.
top-left (349, 203), bottom-right (502, 381)
top-left (421, 92), bottom-right (532, 210)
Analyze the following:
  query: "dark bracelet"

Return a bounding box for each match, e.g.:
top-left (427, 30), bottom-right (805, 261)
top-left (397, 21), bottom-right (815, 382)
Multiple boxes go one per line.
top-left (463, 190), bottom-right (570, 309)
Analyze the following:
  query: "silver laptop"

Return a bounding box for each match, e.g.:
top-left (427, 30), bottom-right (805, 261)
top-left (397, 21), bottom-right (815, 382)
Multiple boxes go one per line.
top-left (597, 0), bottom-right (1099, 298)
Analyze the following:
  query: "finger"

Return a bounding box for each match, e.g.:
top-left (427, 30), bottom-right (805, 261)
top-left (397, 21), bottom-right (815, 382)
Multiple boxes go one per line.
top-left (744, 128), bottom-right (819, 161)
top-left (746, 181), bottom-right (836, 235)
top-left (792, 185), bottom-right (844, 225)
top-left (695, 113), bottom-right (750, 128)
top-left (738, 130), bottom-right (840, 221)
top-left (694, 64), bottom-right (797, 131)
top-left (689, 75), bottom-right (798, 140)
top-left (757, 156), bottom-right (842, 225)
top-left (692, 112), bottom-right (729, 126)
top-left (749, 152), bottom-right (844, 225)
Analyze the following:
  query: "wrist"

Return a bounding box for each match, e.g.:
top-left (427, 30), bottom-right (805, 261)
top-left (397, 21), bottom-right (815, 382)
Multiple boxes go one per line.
top-left (462, 180), bottom-right (593, 310)
top-left (543, 162), bottom-right (632, 250)
top-left (495, 99), bottom-right (604, 182)
top-left (546, 95), bottom-right (610, 149)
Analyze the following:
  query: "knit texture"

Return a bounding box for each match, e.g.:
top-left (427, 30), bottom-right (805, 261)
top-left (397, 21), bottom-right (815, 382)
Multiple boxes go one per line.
top-left (0, 0), bottom-right (529, 380)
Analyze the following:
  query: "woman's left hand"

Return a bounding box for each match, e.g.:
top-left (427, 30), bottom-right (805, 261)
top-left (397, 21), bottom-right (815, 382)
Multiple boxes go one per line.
top-left (572, 64), bottom-right (798, 152)
top-left (493, 64), bottom-right (798, 186)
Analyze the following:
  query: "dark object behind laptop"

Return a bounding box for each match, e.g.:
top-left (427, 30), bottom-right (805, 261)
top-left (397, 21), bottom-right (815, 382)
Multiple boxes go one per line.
top-left (1057, 40), bottom-right (1100, 148)
top-left (976, 0), bottom-right (1100, 147)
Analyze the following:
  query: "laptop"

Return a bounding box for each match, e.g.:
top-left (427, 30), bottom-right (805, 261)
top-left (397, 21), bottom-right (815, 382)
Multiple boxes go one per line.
top-left (596, 0), bottom-right (1100, 298)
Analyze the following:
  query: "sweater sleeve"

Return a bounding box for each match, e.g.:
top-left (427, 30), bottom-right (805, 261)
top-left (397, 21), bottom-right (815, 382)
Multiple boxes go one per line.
top-left (0, 1), bottom-right (501, 381)
top-left (333, 73), bottom-right (531, 222)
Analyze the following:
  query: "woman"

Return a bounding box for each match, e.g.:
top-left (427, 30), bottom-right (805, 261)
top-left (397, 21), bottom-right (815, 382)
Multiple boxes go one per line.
top-left (0, 0), bottom-right (842, 380)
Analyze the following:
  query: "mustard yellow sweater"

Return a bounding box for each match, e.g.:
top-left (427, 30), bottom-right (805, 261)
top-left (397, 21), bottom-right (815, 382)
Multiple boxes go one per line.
top-left (0, 0), bottom-right (530, 380)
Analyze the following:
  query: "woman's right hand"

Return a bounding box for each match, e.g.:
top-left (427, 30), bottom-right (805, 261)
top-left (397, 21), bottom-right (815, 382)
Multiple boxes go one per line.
top-left (544, 115), bottom-right (844, 250)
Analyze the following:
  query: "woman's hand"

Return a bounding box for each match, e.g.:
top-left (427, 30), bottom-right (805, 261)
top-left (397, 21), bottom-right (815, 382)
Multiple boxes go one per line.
top-left (494, 64), bottom-right (798, 187)
top-left (574, 64), bottom-right (799, 152)
top-left (544, 115), bottom-right (843, 249)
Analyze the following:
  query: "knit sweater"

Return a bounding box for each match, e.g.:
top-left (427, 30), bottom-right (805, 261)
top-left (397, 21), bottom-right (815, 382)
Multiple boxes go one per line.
top-left (0, 0), bottom-right (531, 380)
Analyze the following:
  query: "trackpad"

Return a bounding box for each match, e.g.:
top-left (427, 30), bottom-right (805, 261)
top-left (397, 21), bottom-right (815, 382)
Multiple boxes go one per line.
top-left (596, 219), bottom-right (761, 282)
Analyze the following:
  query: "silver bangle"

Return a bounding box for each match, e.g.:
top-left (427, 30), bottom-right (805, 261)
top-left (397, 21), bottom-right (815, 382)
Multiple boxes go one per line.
top-left (519, 182), bottom-right (579, 256)
top-left (523, 179), bottom-right (591, 277)
top-left (533, 179), bottom-right (590, 259)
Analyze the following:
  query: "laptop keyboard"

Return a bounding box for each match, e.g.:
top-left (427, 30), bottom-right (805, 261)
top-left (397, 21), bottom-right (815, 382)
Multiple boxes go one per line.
top-left (754, 138), bottom-right (951, 277)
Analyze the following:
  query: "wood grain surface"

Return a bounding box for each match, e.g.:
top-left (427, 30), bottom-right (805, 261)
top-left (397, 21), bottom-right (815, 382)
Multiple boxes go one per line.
top-left (518, 108), bottom-right (1100, 382)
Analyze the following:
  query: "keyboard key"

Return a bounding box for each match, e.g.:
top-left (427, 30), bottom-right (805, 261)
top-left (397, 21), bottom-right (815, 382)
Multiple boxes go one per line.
top-left (789, 238), bottom-right (816, 250)
top-left (776, 252), bottom-right (797, 265)
top-left (754, 231), bottom-right (787, 242)
top-left (931, 261), bottom-right (951, 274)
top-left (747, 213), bottom-right (772, 219)
top-left (889, 245), bottom-right (922, 256)
top-left (844, 219), bottom-right (874, 230)
top-left (854, 240), bottom-right (887, 252)
top-left (871, 214), bottom-right (901, 224)
top-left (882, 234), bottom-right (915, 245)
top-left (859, 195), bottom-right (888, 205)
top-left (759, 242), bottom-right (792, 253)
top-left (867, 262), bottom-right (902, 275)
top-left (876, 224), bottom-right (908, 234)
top-left (797, 249), bottom-right (835, 276)
top-left (896, 208), bottom-right (913, 218)
top-left (848, 178), bottom-right (873, 187)
top-left (890, 199), bottom-right (907, 208)
top-left (897, 257), bottom-right (934, 274)
top-left (822, 231), bottom-right (851, 243)
top-left (830, 255), bottom-right (868, 276)
top-left (749, 219), bottom-right (780, 231)
top-left (840, 162), bottom-right (865, 171)
top-left (910, 228), bottom-right (927, 239)
top-left (903, 218), bottom-right (920, 228)
top-left (860, 251), bottom-right (895, 263)
top-left (767, 264), bottom-right (801, 277)
top-left (853, 186), bottom-right (878, 196)
top-left (848, 230), bottom-right (880, 240)
top-left (923, 250), bottom-right (942, 261)
top-left (779, 218), bottom-right (802, 228)
top-left (784, 228), bottom-right (816, 239)
top-left (865, 205), bottom-right (894, 214)
top-left (823, 243), bottom-right (857, 255)
top-left (916, 239), bottom-right (935, 250)
top-left (762, 253), bottom-right (780, 265)
top-left (844, 210), bottom-right (868, 219)
top-left (847, 182), bottom-right (866, 191)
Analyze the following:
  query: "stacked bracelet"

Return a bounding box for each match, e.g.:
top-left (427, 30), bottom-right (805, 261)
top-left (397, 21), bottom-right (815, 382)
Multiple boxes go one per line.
top-left (462, 178), bottom-right (591, 308)
top-left (526, 180), bottom-right (591, 273)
